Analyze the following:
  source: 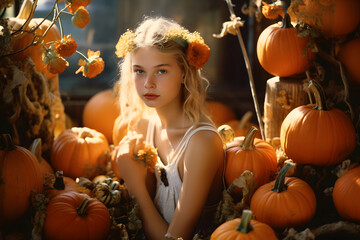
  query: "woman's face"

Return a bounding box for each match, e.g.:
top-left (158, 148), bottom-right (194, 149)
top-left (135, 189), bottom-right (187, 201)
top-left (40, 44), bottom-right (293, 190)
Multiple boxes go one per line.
top-left (131, 46), bottom-right (184, 111)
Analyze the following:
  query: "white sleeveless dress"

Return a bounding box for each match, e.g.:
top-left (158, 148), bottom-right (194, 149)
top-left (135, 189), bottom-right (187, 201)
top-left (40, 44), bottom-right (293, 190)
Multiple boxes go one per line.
top-left (145, 116), bottom-right (225, 236)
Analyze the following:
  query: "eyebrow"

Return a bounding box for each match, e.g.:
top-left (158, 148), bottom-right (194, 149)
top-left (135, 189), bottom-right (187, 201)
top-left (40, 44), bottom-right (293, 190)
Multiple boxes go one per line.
top-left (132, 63), bottom-right (172, 68)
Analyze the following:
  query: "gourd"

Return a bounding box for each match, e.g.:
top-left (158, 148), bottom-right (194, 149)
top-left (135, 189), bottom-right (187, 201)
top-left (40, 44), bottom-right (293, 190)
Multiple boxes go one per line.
top-left (210, 210), bottom-right (277, 240)
top-left (51, 127), bottom-right (110, 179)
top-left (338, 38), bottom-right (360, 86)
top-left (225, 127), bottom-right (277, 198)
top-left (289, 0), bottom-right (360, 37)
top-left (82, 89), bottom-right (120, 144)
top-left (225, 111), bottom-right (262, 138)
top-left (333, 167), bottom-right (360, 222)
top-left (250, 163), bottom-right (316, 229)
top-left (205, 101), bottom-right (237, 127)
top-left (93, 177), bottom-right (122, 206)
top-left (280, 80), bottom-right (356, 166)
top-left (0, 134), bottom-right (43, 223)
top-left (43, 191), bottom-right (110, 240)
top-left (257, 13), bottom-right (315, 77)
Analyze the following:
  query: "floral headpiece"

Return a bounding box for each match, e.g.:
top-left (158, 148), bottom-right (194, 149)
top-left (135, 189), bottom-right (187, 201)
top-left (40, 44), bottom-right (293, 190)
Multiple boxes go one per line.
top-left (115, 27), bottom-right (210, 69)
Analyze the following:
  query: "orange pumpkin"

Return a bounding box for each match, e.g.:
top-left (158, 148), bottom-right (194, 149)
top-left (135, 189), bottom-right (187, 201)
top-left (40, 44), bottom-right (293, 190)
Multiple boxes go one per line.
top-left (225, 111), bottom-right (262, 138)
top-left (250, 163), bottom-right (316, 229)
top-left (210, 210), bottom-right (277, 240)
top-left (7, 1), bottom-right (61, 79)
top-left (205, 101), bottom-right (237, 127)
top-left (280, 80), bottom-right (356, 166)
top-left (338, 38), bottom-right (360, 86)
top-left (289, 0), bottom-right (360, 37)
top-left (44, 192), bottom-right (110, 240)
top-left (257, 13), bottom-right (315, 77)
top-left (0, 134), bottom-right (43, 224)
top-left (46, 171), bottom-right (79, 199)
top-left (51, 127), bottom-right (110, 179)
top-left (225, 127), bottom-right (277, 198)
top-left (82, 89), bottom-right (120, 144)
top-left (333, 166), bottom-right (360, 222)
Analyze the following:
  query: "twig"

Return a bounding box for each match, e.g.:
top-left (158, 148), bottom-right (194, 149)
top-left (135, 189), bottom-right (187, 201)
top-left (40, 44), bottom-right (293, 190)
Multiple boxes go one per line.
top-left (224, 0), bottom-right (265, 140)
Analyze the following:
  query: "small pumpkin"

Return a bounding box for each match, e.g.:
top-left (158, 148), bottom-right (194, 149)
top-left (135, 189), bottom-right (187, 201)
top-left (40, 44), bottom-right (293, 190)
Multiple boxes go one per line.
top-left (93, 177), bottom-right (121, 206)
top-left (0, 134), bottom-right (43, 223)
top-left (333, 166), bottom-right (360, 222)
top-left (210, 210), bottom-right (277, 240)
top-left (338, 38), bottom-right (360, 86)
top-left (257, 13), bottom-right (315, 77)
top-left (43, 191), bottom-right (110, 240)
top-left (51, 127), bottom-right (110, 179)
top-left (205, 101), bottom-right (237, 127)
top-left (82, 89), bottom-right (120, 144)
top-left (280, 80), bottom-right (356, 166)
top-left (225, 127), bottom-right (277, 198)
top-left (250, 163), bottom-right (316, 229)
top-left (225, 111), bottom-right (262, 138)
top-left (46, 170), bottom-right (79, 199)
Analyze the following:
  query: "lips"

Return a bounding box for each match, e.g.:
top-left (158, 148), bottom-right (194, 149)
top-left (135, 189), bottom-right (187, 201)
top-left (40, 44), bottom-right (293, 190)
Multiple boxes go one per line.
top-left (144, 93), bottom-right (159, 100)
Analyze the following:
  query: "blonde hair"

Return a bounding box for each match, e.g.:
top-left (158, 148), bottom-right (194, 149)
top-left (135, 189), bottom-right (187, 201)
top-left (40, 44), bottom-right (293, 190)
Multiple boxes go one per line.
top-left (114, 16), bottom-right (210, 129)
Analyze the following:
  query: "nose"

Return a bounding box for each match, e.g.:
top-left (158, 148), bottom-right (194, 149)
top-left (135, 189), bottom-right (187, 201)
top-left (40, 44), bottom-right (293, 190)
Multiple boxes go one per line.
top-left (144, 74), bottom-right (156, 89)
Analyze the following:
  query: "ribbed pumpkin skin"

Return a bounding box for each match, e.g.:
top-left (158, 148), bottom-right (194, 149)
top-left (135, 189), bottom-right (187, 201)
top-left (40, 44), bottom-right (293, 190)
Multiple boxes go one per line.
top-left (210, 218), bottom-right (277, 240)
top-left (0, 145), bottom-right (43, 223)
top-left (280, 104), bottom-right (356, 166)
top-left (257, 21), bottom-right (314, 77)
top-left (250, 177), bottom-right (316, 229)
top-left (44, 192), bottom-right (110, 240)
top-left (339, 39), bottom-right (360, 86)
top-left (333, 167), bottom-right (360, 222)
top-left (51, 127), bottom-right (110, 179)
top-left (225, 137), bottom-right (277, 193)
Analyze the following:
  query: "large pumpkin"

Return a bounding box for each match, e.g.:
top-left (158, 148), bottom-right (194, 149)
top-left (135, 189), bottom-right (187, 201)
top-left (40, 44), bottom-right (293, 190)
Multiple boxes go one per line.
top-left (205, 101), bottom-right (237, 127)
top-left (280, 80), bottom-right (356, 166)
top-left (7, 0), bottom-right (61, 79)
top-left (333, 166), bottom-right (360, 222)
top-left (225, 127), bottom-right (277, 198)
top-left (210, 210), bottom-right (277, 240)
top-left (289, 0), bottom-right (360, 37)
top-left (0, 134), bottom-right (43, 224)
top-left (257, 13), bottom-right (315, 77)
top-left (338, 38), bottom-right (360, 86)
top-left (250, 163), bottom-right (316, 229)
top-left (82, 89), bottom-right (120, 144)
top-left (44, 192), bottom-right (110, 240)
top-left (51, 127), bottom-right (110, 179)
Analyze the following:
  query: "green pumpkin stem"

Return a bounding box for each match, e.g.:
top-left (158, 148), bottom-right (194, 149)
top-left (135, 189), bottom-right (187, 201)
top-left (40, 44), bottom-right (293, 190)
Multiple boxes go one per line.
top-left (271, 163), bottom-right (294, 193)
top-left (282, 13), bottom-right (292, 29)
top-left (240, 126), bottom-right (258, 150)
top-left (309, 80), bottom-right (328, 110)
top-left (30, 138), bottom-right (42, 159)
top-left (236, 210), bottom-right (254, 233)
top-left (77, 198), bottom-right (91, 216)
top-left (54, 171), bottom-right (65, 190)
top-left (0, 134), bottom-right (16, 151)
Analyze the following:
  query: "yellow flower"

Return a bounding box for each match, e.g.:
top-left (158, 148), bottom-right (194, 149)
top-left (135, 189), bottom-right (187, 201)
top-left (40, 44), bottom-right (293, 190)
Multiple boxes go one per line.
top-left (65, 0), bottom-right (91, 14)
top-left (71, 6), bottom-right (90, 29)
top-left (54, 34), bottom-right (78, 57)
top-left (135, 146), bottom-right (158, 173)
top-left (186, 39), bottom-right (210, 69)
top-left (76, 49), bottom-right (105, 78)
top-left (115, 29), bottom-right (136, 58)
top-left (43, 48), bottom-right (69, 74)
top-left (261, 1), bottom-right (284, 20)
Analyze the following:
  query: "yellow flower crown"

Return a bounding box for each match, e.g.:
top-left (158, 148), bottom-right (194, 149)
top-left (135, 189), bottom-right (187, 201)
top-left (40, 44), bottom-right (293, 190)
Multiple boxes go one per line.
top-left (115, 27), bottom-right (210, 69)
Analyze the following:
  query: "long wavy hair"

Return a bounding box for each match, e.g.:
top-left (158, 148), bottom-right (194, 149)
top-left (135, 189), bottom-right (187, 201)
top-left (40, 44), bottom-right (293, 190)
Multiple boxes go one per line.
top-left (114, 16), bottom-right (210, 129)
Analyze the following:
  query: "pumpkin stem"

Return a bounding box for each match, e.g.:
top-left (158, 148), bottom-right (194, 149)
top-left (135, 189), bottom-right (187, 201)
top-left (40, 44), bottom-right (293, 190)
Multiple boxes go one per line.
top-left (0, 134), bottom-right (16, 151)
top-left (77, 198), bottom-right (91, 216)
top-left (238, 111), bottom-right (253, 129)
top-left (271, 163), bottom-right (294, 193)
top-left (79, 129), bottom-right (94, 139)
top-left (54, 171), bottom-right (65, 190)
top-left (236, 209), bottom-right (253, 233)
top-left (240, 126), bottom-right (258, 150)
top-left (309, 80), bottom-right (328, 110)
top-left (30, 138), bottom-right (42, 160)
top-left (281, 13), bottom-right (293, 29)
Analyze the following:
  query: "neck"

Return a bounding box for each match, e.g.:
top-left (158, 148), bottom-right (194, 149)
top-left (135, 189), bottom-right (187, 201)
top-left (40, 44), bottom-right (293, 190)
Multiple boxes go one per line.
top-left (155, 104), bottom-right (192, 129)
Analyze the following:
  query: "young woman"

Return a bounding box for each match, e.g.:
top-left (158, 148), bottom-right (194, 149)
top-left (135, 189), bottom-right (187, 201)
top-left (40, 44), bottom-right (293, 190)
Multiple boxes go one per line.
top-left (114, 16), bottom-right (225, 240)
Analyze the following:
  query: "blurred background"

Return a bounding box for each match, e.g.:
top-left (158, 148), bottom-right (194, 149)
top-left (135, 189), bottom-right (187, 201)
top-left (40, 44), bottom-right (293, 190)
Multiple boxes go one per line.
top-left (9, 0), bottom-right (273, 124)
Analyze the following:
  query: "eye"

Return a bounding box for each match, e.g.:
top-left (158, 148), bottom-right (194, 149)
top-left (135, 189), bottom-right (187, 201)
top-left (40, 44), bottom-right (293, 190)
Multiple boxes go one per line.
top-left (134, 69), bottom-right (144, 75)
top-left (157, 69), bottom-right (167, 75)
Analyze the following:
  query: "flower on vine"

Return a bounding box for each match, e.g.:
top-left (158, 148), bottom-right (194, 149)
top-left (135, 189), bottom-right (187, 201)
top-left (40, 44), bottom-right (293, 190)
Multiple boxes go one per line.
top-left (115, 29), bottom-right (136, 58)
top-left (54, 34), bottom-right (78, 57)
top-left (71, 6), bottom-right (90, 28)
top-left (76, 49), bottom-right (104, 78)
top-left (134, 146), bottom-right (158, 173)
top-left (261, 1), bottom-right (284, 19)
top-left (65, 0), bottom-right (91, 14)
top-left (43, 48), bottom-right (69, 74)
